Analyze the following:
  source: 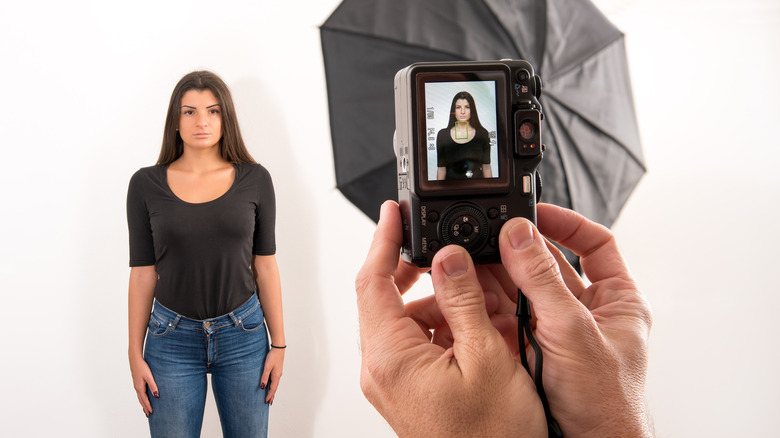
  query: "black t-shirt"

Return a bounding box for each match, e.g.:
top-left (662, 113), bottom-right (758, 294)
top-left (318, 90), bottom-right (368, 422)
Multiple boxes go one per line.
top-left (436, 128), bottom-right (491, 179)
top-left (127, 163), bottom-right (276, 319)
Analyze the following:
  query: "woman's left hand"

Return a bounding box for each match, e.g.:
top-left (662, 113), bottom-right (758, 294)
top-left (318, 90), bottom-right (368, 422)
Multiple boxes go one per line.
top-left (261, 347), bottom-right (285, 404)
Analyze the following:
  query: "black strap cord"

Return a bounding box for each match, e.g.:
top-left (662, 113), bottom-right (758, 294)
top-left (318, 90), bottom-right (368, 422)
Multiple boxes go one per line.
top-left (517, 289), bottom-right (563, 437)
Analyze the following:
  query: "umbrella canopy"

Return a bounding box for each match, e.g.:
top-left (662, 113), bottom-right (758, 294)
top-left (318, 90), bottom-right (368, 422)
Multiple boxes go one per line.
top-left (321, 0), bottom-right (644, 228)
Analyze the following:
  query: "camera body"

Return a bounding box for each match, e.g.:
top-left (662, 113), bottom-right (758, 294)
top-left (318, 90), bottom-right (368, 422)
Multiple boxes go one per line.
top-left (394, 60), bottom-right (544, 268)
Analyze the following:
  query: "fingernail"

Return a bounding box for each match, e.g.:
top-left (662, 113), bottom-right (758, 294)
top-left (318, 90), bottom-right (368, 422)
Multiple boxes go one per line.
top-left (153, 391), bottom-right (159, 398)
top-left (509, 221), bottom-right (534, 250)
top-left (379, 201), bottom-right (394, 220)
top-left (441, 251), bottom-right (468, 277)
top-left (261, 383), bottom-right (266, 390)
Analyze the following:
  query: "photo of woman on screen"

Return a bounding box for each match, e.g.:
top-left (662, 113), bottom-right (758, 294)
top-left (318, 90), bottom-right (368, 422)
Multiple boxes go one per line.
top-left (436, 91), bottom-right (492, 180)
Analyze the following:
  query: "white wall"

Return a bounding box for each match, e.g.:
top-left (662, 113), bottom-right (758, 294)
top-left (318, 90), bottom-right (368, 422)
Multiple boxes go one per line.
top-left (0, 0), bottom-right (777, 436)
top-left (604, 1), bottom-right (780, 435)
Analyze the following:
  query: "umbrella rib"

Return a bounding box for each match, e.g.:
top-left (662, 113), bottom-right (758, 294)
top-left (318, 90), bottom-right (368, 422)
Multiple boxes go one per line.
top-left (545, 32), bottom-right (625, 81)
top-left (320, 26), bottom-right (469, 61)
top-left (479, 0), bottom-right (525, 62)
top-left (539, 118), bottom-right (575, 209)
top-left (543, 92), bottom-right (646, 172)
top-left (480, 0), bottom-right (549, 70)
top-left (546, 105), bottom-right (610, 215)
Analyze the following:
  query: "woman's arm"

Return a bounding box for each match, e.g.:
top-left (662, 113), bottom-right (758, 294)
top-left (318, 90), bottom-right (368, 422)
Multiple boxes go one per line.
top-left (253, 254), bottom-right (285, 404)
top-left (436, 128), bottom-right (448, 181)
top-left (128, 265), bottom-right (158, 417)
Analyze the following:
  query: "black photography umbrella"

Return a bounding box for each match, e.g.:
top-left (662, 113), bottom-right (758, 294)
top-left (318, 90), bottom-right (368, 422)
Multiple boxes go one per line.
top-left (321, 0), bottom-right (644, 228)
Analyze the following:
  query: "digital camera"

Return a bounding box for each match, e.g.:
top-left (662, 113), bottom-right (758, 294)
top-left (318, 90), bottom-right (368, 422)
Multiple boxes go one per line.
top-left (394, 60), bottom-right (544, 268)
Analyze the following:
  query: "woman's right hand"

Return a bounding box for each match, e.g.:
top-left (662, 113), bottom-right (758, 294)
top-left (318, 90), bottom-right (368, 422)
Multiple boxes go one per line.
top-left (128, 266), bottom-right (159, 417)
top-left (130, 354), bottom-right (158, 417)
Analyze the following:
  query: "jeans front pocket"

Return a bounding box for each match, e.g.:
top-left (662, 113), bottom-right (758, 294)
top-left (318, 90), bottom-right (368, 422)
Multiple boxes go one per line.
top-left (148, 312), bottom-right (173, 337)
top-left (238, 305), bottom-right (265, 333)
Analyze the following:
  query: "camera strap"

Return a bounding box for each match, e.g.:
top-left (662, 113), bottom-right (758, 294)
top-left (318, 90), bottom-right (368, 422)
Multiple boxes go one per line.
top-left (517, 289), bottom-right (563, 437)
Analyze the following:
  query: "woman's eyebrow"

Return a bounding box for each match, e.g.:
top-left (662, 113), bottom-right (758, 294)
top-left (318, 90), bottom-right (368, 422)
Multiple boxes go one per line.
top-left (180, 104), bottom-right (220, 109)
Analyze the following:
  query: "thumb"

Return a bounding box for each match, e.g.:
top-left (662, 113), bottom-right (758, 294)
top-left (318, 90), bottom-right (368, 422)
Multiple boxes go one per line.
top-left (498, 219), bottom-right (579, 318)
top-left (430, 246), bottom-right (507, 372)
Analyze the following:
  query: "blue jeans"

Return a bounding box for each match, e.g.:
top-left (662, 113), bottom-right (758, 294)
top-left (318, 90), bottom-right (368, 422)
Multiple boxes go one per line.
top-left (145, 294), bottom-right (269, 438)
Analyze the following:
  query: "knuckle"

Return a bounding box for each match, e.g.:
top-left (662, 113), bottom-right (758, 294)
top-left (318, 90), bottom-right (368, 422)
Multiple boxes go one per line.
top-left (360, 358), bottom-right (405, 409)
top-left (439, 282), bottom-right (484, 310)
top-left (359, 363), bottom-right (388, 406)
top-left (525, 251), bottom-right (561, 285)
top-left (355, 270), bottom-right (380, 298)
top-left (617, 282), bottom-right (654, 332)
top-left (354, 268), bottom-right (369, 291)
top-left (361, 345), bottom-right (403, 392)
top-left (359, 369), bottom-right (375, 398)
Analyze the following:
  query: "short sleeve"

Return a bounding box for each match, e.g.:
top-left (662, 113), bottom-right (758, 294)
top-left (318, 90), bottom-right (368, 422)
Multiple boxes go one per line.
top-left (436, 129), bottom-right (448, 167)
top-left (127, 170), bottom-right (156, 267)
top-left (252, 165), bottom-right (277, 256)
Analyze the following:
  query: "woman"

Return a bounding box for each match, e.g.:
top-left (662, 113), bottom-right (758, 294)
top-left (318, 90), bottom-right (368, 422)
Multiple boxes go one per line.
top-left (127, 71), bottom-right (284, 437)
top-left (436, 91), bottom-right (492, 180)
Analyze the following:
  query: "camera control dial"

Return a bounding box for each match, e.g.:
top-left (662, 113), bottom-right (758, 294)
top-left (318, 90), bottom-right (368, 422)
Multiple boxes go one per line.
top-left (440, 204), bottom-right (489, 251)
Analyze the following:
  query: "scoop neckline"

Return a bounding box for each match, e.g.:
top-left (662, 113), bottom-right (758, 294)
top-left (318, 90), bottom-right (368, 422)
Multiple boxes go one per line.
top-left (162, 163), bottom-right (238, 206)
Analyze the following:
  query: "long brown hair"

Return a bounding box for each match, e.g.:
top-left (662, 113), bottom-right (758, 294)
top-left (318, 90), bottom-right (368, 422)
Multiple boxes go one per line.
top-left (446, 91), bottom-right (487, 134)
top-left (157, 71), bottom-right (256, 165)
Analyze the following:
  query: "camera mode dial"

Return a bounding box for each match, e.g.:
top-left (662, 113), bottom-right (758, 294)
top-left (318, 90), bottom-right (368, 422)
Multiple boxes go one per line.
top-left (440, 204), bottom-right (489, 251)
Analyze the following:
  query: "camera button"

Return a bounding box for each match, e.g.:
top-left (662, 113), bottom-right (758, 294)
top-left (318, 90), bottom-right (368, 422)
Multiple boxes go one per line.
top-left (428, 240), bottom-right (441, 252)
top-left (534, 74), bottom-right (543, 98)
top-left (522, 175), bottom-right (532, 194)
top-left (427, 211), bottom-right (440, 223)
top-left (488, 208), bottom-right (499, 219)
top-left (516, 69), bottom-right (530, 83)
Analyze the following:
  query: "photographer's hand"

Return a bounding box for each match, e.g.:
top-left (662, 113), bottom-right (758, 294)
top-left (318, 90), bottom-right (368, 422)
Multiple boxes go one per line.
top-left (492, 203), bottom-right (654, 437)
top-left (356, 201), bottom-right (546, 437)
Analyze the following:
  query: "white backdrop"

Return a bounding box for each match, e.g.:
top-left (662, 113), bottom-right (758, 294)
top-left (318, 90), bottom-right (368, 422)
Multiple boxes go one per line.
top-left (0, 0), bottom-right (778, 436)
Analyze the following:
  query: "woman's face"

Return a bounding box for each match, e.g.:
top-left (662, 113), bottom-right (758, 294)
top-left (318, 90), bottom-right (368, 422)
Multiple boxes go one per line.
top-left (454, 98), bottom-right (471, 122)
top-left (178, 89), bottom-right (223, 151)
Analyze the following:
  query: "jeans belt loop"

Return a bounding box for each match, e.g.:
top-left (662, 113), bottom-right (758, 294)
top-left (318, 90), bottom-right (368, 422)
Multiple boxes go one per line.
top-left (229, 311), bottom-right (241, 327)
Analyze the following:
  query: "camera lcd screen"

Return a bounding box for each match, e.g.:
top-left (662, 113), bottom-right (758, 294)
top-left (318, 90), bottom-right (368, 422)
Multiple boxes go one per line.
top-left (415, 70), bottom-right (509, 194)
top-left (423, 81), bottom-right (498, 181)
